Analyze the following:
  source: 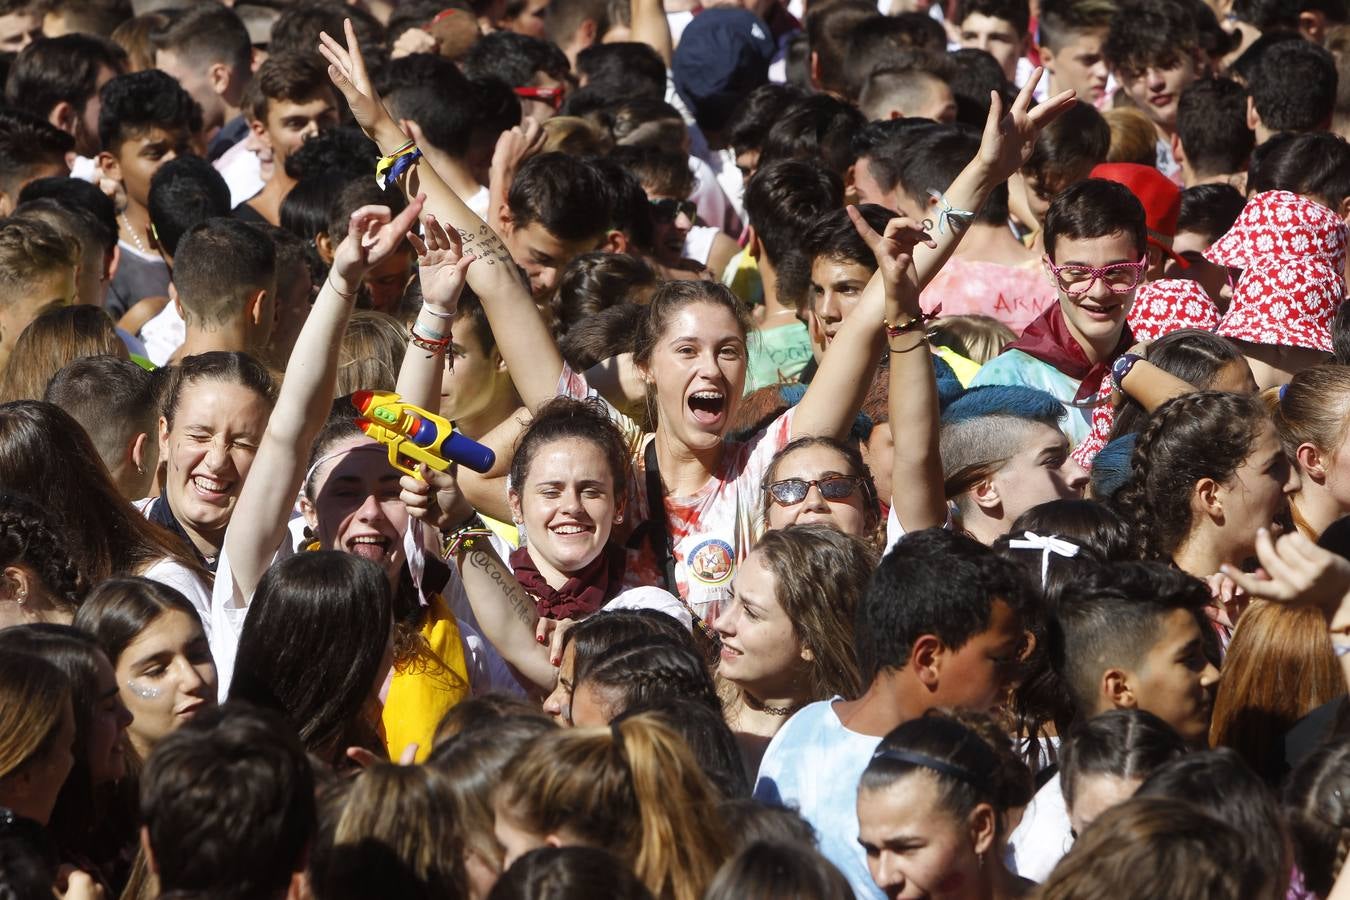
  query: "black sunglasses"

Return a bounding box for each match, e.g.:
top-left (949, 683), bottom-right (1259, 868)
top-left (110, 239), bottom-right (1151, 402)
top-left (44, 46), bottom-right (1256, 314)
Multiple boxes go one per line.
top-left (765, 476), bottom-right (864, 506)
top-left (649, 198), bottom-right (697, 225)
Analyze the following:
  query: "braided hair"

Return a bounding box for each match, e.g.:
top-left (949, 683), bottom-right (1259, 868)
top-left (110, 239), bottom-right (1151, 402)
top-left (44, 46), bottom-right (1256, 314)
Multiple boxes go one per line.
top-left (1112, 391), bottom-right (1268, 561)
top-left (0, 491), bottom-right (87, 613)
top-left (572, 636), bottom-right (721, 721)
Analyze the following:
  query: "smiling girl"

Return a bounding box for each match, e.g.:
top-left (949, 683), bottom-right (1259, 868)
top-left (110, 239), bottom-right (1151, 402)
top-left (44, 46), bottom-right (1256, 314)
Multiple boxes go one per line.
top-left (147, 352), bottom-right (277, 572)
top-left (317, 22), bottom-right (1076, 623)
top-left (75, 577), bottom-right (218, 758)
top-left (716, 525), bottom-right (873, 773)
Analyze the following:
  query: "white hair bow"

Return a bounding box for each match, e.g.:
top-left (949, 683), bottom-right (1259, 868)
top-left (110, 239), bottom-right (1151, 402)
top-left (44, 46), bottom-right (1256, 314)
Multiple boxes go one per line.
top-left (1007, 531), bottom-right (1079, 587)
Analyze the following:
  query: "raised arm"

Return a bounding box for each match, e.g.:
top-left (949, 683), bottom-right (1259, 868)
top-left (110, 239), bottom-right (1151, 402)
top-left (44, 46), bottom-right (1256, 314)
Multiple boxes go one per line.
top-left (319, 22), bottom-right (566, 410)
top-left (629, 0), bottom-right (672, 65)
top-left (911, 69), bottom-right (1076, 288)
top-left (395, 214), bottom-right (474, 409)
top-left (223, 199), bottom-right (425, 604)
top-left (400, 464), bottom-right (556, 689)
top-left (848, 207), bottom-right (947, 533)
top-left (791, 69), bottom-right (1075, 442)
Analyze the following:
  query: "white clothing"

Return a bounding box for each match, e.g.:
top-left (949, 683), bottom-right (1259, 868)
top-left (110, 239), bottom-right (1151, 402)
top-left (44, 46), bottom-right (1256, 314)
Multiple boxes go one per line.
top-left (140, 301), bottom-right (185, 366)
top-left (754, 699), bottom-right (885, 899)
top-left (1007, 771), bottom-right (1073, 882)
top-left (216, 139), bottom-right (265, 209)
top-left (689, 154), bottom-right (741, 237)
top-left (683, 224), bottom-right (720, 265)
top-left (140, 557), bottom-right (240, 703)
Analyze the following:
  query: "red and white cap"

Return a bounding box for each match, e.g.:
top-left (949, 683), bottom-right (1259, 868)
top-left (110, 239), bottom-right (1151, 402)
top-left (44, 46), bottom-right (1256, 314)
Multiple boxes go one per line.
top-left (1204, 191), bottom-right (1347, 352)
top-left (1127, 278), bottom-right (1221, 343)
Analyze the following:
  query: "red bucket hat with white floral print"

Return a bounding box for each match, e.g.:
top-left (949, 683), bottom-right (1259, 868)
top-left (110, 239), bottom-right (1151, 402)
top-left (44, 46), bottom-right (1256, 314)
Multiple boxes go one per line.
top-left (1204, 190), bottom-right (1347, 352)
top-left (1127, 278), bottom-right (1221, 343)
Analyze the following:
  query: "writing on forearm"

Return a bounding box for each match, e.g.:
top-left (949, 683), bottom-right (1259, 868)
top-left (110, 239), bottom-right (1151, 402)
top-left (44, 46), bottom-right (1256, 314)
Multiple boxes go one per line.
top-left (468, 549), bottom-right (536, 628)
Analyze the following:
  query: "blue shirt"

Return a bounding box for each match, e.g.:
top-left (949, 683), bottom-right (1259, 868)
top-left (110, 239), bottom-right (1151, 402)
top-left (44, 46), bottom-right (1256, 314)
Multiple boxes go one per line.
top-left (753, 699), bottom-right (884, 899)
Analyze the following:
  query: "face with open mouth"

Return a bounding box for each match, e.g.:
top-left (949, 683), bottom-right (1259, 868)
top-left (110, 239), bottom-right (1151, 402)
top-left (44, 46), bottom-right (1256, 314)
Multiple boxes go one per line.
top-left (161, 379), bottom-right (271, 550)
top-left (645, 301), bottom-right (747, 451)
top-left (305, 437), bottom-right (409, 583)
top-left (509, 437), bottom-right (618, 580)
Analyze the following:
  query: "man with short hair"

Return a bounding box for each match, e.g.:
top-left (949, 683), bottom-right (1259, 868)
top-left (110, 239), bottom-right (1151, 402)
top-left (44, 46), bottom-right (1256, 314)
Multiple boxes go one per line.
top-left (970, 179), bottom-right (1148, 445)
top-left (1174, 77), bottom-right (1256, 188)
top-left (140, 704), bottom-right (315, 900)
top-left (153, 4), bottom-right (254, 160)
top-left (956, 0), bottom-right (1032, 84)
top-left (171, 217), bottom-right (277, 361)
top-left (4, 34), bottom-right (125, 158)
top-left (0, 216), bottom-right (76, 368)
top-left (858, 55), bottom-right (958, 123)
top-left (46, 356), bottom-right (159, 499)
top-left (1009, 561), bottom-right (1219, 880)
top-left (462, 30), bottom-right (571, 125)
top-left (0, 109), bottom-right (72, 215)
top-left (0, 0), bottom-right (40, 52)
top-left (543, 0), bottom-right (608, 67)
top-left (96, 69), bottom-right (198, 321)
top-left (755, 528), bottom-right (1032, 900)
top-left (498, 152), bottom-right (611, 297)
top-left (1103, 0), bottom-right (1204, 179)
top-left (1246, 39), bottom-right (1338, 144)
top-left (1035, 0), bottom-right (1114, 105)
top-left (239, 53), bottom-right (339, 225)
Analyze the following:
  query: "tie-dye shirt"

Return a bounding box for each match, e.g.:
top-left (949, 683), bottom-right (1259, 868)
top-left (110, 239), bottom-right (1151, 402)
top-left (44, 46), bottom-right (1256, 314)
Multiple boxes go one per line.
top-left (557, 364), bottom-right (795, 623)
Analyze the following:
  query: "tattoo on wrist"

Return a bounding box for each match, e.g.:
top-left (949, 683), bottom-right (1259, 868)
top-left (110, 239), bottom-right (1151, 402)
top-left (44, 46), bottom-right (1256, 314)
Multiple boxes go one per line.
top-left (468, 549), bottom-right (536, 627)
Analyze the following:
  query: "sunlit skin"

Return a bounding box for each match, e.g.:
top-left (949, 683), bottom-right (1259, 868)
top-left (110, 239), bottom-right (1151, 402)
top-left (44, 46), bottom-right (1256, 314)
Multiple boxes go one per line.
top-left (1068, 773), bottom-right (1140, 838)
top-left (642, 303), bottom-right (748, 458)
top-left (114, 609), bottom-right (217, 759)
top-left (1116, 54), bottom-right (1199, 138)
top-left (764, 443), bottom-right (871, 537)
top-left (507, 438), bottom-right (619, 588)
top-left (502, 218), bottom-right (602, 297)
top-left (303, 439), bottom-right (409, 588)
top-left (542, 641), bottom-right (576, 724)
top-left (158, 380), bottom-right (271, 561)
top-left (0, 8), bottom-right (40, 52)
top-left (1039, 30), bottom-right (1110, 105)
top-left (925, 600), bottom-right (1027, 712)
top-left (959, 13), bottom-right (1028, 82)
top-left (715, 552), bottom-right (812, 701)
top-left (1046, 231), bottom-right (1143, 363)
top-left (807, 255), bottom-right (873, 360)
top-left (255, 93), bottom-right (340, 167)
top-left (0, 270), bottom-right (73, 368)
top-left (858, 774), bottom-right (991, 900)
top-left (1107, 607), bottom-right (1219, 747)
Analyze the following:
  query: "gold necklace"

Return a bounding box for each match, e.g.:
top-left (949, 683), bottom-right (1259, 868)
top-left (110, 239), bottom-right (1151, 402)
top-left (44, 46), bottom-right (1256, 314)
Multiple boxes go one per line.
top-left (120, 213), bottom-right (148, 253)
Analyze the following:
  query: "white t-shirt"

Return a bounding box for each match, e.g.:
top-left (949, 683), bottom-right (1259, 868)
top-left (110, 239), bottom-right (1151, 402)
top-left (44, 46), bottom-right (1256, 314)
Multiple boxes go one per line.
top-left (557, 364), bottom-right (795, 624)
top-left (1007, 771), bottom-right (1073, 882)
top-left (140, 301), bottom-right (185, 366)
top-left (754, 699), bottom-right (885, 900)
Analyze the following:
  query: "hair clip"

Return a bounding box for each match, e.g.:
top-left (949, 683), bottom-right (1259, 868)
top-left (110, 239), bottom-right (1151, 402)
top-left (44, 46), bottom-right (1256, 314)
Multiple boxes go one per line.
top-left (1007, 531), bottom-right (1079, 588)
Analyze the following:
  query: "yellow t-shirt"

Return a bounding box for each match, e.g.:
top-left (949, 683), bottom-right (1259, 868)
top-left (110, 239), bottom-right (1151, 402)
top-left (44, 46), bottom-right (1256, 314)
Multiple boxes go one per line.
top-left (382, 592), bottom-right (470, 761)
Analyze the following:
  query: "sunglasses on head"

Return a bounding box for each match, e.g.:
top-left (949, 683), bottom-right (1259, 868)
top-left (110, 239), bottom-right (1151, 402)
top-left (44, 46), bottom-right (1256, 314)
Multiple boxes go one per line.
top-left (765, 475), bottom-right (864, 506)
top-left (514, 85), bottom-right (566, 111)
top-left (649, 198), bottom-right (697, 225)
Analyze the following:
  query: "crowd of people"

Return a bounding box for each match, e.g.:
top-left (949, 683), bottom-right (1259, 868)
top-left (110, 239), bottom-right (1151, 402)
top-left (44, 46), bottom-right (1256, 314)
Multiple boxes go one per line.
top-left (6, 0), bottom-right (1350, 897)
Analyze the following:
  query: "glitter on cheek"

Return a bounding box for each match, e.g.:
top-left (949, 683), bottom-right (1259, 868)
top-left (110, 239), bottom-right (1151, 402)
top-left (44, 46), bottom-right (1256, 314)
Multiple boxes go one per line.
top-left (125, 680), bottom-right (161, 700)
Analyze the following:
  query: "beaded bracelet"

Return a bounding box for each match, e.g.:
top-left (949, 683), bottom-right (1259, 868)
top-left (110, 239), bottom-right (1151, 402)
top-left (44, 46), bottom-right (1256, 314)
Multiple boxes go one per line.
top-left (441, 514), bottom-right (493, 559)
top-left (410, 329), bottom-right (450, 354)
top-left (883, 304), bottom-right (942, 338)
